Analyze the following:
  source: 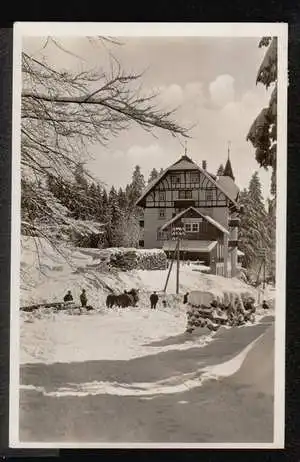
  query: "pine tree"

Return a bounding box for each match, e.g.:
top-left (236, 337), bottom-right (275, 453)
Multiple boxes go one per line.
top-left (148, 167), bottom-right (159, 184)
top-left (127, 165), bottom-right (145, 208)
top-left (74, 163), bottom-right (89, 192)
top-left (159, 167), bottom-right (164, 176)
top-left (217, 164), bottom-right (224, 176)
top-left (238, 172), bottom-right (271, 275)
top-left (247, 37), bottom-right (277, 196)
top-left (107, 186), bottom-right (124, 246)
top-left (117, 187), bottom-right (128, 209)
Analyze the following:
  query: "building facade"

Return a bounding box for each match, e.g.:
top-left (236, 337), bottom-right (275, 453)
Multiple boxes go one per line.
top-left (136, 154), bottom-right (242, 277)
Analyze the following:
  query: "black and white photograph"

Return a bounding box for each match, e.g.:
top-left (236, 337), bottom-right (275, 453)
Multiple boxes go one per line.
top-left (10, 22), bottom-right (287, 448)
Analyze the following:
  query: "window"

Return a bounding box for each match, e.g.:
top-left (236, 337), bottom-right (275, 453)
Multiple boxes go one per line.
top-left (139, 220), bottom-right (144, 228)
top-left (205, 190), bottom-right (213, 201)
top-left (184, 223), bottom-right (192, 232)
top-left (158, 208), bottom-right (166, 219)
top-left (171, 175), bottom-right (181, 184)
top-left (192, 223), bottom-right (199, 232)
top-left (191, 173), bottom-right (199, 183)
top-left (159, 191), bottom-right (166, 201)
top-left (179, 190), bottom-right (192, 199)
top-left (139, 240), bottom-right (144, 248)
top-left (157, 230), bottom-right (167, 241)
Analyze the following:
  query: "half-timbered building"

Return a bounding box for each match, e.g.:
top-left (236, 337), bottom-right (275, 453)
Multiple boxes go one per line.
top-left (136, 154), bottom-right (242, 277)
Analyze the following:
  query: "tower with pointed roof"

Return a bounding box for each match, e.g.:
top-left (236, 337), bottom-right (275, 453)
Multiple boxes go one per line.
top-left (136, 148), bottom-right (241, 277)
top-left (223, 142), bottom-right (235, 181)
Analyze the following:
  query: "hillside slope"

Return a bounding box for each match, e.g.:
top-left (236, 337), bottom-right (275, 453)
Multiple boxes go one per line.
top-left (20, 236), bottom-right (262, 309)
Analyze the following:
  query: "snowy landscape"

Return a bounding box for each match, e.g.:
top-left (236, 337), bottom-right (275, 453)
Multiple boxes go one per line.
top-left (14, 26), bottom-right (282, 446)
top-left (19, 236), bottom-right (275, 443)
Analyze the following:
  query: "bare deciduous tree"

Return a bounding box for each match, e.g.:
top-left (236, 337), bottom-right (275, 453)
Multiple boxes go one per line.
top-left (21, 38), bottom-right (188, 247)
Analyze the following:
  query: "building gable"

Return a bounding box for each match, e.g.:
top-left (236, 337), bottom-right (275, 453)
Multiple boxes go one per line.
top-left (136, 155), bottom-right (239, 208)
top-left (160, 207), bottom-right (229, 235)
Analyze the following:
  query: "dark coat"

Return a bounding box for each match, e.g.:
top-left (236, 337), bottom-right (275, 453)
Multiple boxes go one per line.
top-left (150, 293), bottom-right (158, 304)
top-left (183, 293), bottom-right (189, 304)
top-left (64, 293), bottom-right (73, 302)
top-left (80, 292), bottom-right (87, 305)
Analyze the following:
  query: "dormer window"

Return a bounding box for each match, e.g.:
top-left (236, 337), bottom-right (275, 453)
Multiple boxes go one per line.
top-left (192, 223), bottom-right (199, 232)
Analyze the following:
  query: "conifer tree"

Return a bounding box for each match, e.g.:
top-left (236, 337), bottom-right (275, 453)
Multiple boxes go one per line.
top-left (247, 37), bottom-right (277, 196)
top-left (127, 165), bottom-right (145, 208)
top-left (217, 164), bottom-right (224, 176)
top-left (238, 172), bottom-right (271, 275)
top-left (148, 167), bottom-right (159, 184)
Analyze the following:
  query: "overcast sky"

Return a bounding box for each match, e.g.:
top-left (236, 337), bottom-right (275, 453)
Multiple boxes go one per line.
top-left (23, 36), bottom-right (272, 198)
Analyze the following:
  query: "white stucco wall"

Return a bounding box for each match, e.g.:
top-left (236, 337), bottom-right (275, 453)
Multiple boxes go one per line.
top-left (143, 208), bottom-right (174, 248)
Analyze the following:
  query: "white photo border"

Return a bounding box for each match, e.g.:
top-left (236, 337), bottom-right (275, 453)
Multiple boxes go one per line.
top-left (10, 21), bottom-right (288, 449)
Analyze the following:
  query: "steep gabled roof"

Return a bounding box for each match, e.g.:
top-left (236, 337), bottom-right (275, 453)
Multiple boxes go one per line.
top-left (136, 155), bottom-right (239, 208)
top-left (160, 206), bottom-right (229, 235)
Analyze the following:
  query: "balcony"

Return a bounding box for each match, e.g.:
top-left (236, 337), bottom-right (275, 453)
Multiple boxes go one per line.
top-left (174, 199), bottom-right (195, 209)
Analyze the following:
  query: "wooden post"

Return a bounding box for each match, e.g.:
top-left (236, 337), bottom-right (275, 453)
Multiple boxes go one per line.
top-left (223, 234), bottom-right (228, 278)
top-left (176, 237), bottom-right (180, 294)
top-left (163, 240), bottom-right (178, 293)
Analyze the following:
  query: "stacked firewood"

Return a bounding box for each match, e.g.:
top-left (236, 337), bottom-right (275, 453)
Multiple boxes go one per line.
top-left (186, 292), bottom-right (257, 333)
top-left (109, 248), bottom-right (167, 271)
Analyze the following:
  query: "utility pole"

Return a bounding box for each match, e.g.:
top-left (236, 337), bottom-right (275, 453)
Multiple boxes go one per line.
top-left (176, 236), bottom-right (180, 294)
top-left (163, 241), bottom-right (179, 293)
top-left (170, 226), bottom-right (185, 295)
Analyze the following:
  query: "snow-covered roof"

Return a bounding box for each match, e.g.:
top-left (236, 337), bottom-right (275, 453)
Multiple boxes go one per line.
top-left (160, 207), bottom-right (229, 235)
top-left (216, 176), bottom-right (239, 203)
top-left (163, 240), bottom-right (217, 252)
top-left (136, 155), bottom-right (239, 208)
top-left (204, 215), bottom-right (229, 235)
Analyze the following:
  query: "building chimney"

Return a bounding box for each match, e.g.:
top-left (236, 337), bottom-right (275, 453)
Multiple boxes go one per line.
top-left (202, 160), bottom-right (207, 170)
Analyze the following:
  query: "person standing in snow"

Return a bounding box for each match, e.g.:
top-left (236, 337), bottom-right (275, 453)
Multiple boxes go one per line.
top-left (80, 289), bottom-right (87, 309)
top-left (150, 291), bottom-right (159, 309)
top-left (64, 290), bottom-right (73, 303)
top-left (183, 292), bottom-right (189, 304)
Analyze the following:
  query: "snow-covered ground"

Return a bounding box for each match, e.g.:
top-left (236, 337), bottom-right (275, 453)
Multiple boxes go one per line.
top-left (20, 237), bottom-right (275, 367)
top-left (20, 236), bottom-right (261, 307)
top-left (20, 331), bottom-right (265, 397)
top-left (21, 306), bottom-right (216, 364)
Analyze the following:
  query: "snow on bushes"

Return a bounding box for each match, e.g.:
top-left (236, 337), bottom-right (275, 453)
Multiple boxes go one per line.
top-left (186, 290), bottom-right (260, 333)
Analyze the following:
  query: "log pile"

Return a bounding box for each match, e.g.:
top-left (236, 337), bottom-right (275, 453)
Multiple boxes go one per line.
top-left (186, 291), bottom-right (257, 333)
top-left (109, 248), bottom-right (167, 271)
top-left (21, 301), bottom-right (94, 312)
